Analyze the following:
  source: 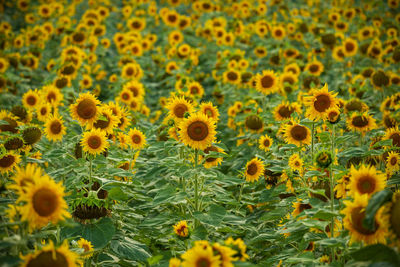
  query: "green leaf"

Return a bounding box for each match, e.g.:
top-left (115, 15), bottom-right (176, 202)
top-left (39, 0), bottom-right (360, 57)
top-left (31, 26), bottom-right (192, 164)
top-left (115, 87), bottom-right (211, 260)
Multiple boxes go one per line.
top-left (364, 190), bottom-right (393, 230)
top-left (61, 218), bottom-right (115, 248)
top-left (108, 187), bottom-right (129, 201)
top-left (110, 237), bottom-right (151, 262)
top-left (350, 244), bottom-right (400, 265)
top-left (152, 186), bottom-right (176, 205)
top-left (147, 255), bottom-right (163, 266)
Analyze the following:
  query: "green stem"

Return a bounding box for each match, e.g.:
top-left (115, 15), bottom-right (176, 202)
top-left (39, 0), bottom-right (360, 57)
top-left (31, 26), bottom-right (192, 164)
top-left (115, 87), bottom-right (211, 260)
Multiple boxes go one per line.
top-left (89, 155), bottom-right (93, 184)
top-left (311, 121), bottom-right (315, 165)
top-left (194, 149), bottom-right (199, 212)
top-left (330, 125), bottom-right (336, 261)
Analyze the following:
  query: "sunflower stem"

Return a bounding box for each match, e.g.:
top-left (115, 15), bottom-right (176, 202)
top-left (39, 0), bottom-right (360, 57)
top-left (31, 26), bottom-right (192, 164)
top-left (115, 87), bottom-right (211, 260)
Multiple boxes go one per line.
top-left (194, 149), bottom-right (199, 212)
top-left (311, 121), bottom-right (315, 165)
top-left (89, 155), bottom-right (93, 185)
top-left (330, 125), bottom-right (336, 261)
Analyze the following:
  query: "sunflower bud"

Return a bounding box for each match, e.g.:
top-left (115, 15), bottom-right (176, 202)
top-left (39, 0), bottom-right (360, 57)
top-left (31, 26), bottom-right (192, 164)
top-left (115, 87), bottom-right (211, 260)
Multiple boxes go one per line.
top-left (315, 151), bottom-right (333, 168)
top-left (22, 126), bottom-right (41, 145)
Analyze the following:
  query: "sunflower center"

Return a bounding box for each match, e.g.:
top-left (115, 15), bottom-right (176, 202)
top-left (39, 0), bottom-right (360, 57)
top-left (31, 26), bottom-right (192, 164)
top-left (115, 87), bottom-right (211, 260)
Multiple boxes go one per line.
top-left (245, 115), bottom-right (263, 130)
top-left (122, 92), bottom-right (131, 100)
top-left (352, 116), bottom-right (369, 128)
top-left (47, 92), bottom-right (56, 103)
top-left (27, 95), bottom-right (37, 106)
top-left (356, 175), bottom-right (376, 194)
top-left (196, 258), bottom-right (211, 267)
top-left (0, 154), bottom-right (15, 168)
top-left (77, 99), bottom-right (97, 119)
top-left (50, 121), bottom-right (62, 134)
top-left (56, 78), bottom-right (68, 89)
top-left (390, 157), bottom-right (398, 166)
top-left (299, 203), bottom-right (312, 213)
top-left (247, 163), bottom-right (258, 175)
top-left (190, 86), bottom-right (199, 94)
top-left (32, 188), bottom-right (58, 217)
top-left (204, 108), bottom-right (214, 118)
top-left (131, 134), bottom-right (141, 144)
top-left (261, 75), bottom-right (273, 88)
top-left (129, 87), bottom-right (139, 97)
top-left (390, 133), bottom-right (400, 147)
top-left (88, 136), bottom-right (102, 149)
top-left (93, 114), bottom-right (110, 129)
top-left (351, 207), bottom-right (377, 235)
top-left (40, 107), bottom-right (48, 116)
top-left (290, 125), bottom-right (307, 141)
top-left (187, 121), bottom-right (209, 141)
top-left (264, 139), bottom-right (270, 147)
top-left (227, 71), bottom-right (238, 81)
top-left (73, 32), bottom-right (85, 42)
top-left (173, 104), bottom-right (188, 118)
top-left (314, 94), bottom-right (331, 112)
top-left (126, 67), bottom-right (134, 76)
top-left (26, 251), bottom-right (68, 267)
top-left (82, 244), bottom-right (90, 252)
top-left (390, 199), bottom-right (400, 237)
top-left (278, 106), bottom-right (293, 118)
top-left (309, 64), bottom-right (319, 73)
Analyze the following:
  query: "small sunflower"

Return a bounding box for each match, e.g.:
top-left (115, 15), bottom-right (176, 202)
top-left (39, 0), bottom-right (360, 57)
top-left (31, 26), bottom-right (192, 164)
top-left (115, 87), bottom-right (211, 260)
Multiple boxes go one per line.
top-left (44, 113), bottom-right (66, 142)
top-left (173, 220), bottom-right (189, 237)
top-left (167, 96), bottom-right (194, 122)
top-left (386, 151), bottom-right (400, 173)
top-left (343, 38), bottom-right (358, 57)
top-left (304, 84), bottom-right (338, 121)
top-left (259, 134), bottom-right (273, 152)
top-left (224, 237), bottom-right (249, 261)
top-left (127, 128), bottom-right (146, 150)
top-left (283, 120), bottom-right (312, 147)
top-left (35, 102), bottom-right (52, 122)
top-left (349, 164), bottom-right (386, 197)
top-left (223, 69), bottom-right (241, 85)
top-left (20, 240), bottom-right (79, 267)
top-left (81, 128), bottom-right (109, 156)
top-left (89, 108), bottom-right (118, 135)
top-left (305, 60), bottom-right (324, 76)
top-left (212, 243), bottom-right (236, 267)
top-left (289, 154), bottom-right (303, 172)
top-left (41, 85), bottom-right (64, 107)
top-left (22, 89), bottom-right (40, 110)
top-left (244, 158), bottom-right (265, 183)
top-left (347, 112), bottom-right (377, 134)
top-left (77, 238), bottom-right (94, 259)
top-left (186, 81), bottom-right (204, 98)
top-left (342, 194), bottom-right (388, 245)
top-left (384, 127), bottom-right (400, 148)
top-left (273, 102), bottom-right (301, 121)
top-left (199, 102), bottom-right (220, 122)
top-left (70, 92), bottom-right (101, 127)
top-left (123, 79), bottom-right (145, 100)
top-left (0, 151), bottom-right (21, 174)
top-left (18, 174), bottom-right (70, 231)
top-left (178, 112), bottom-right (217, 151)
top-left (256, 70), bottom-right (279, 95)
top-left (181, 242), bottom-right (221, 267)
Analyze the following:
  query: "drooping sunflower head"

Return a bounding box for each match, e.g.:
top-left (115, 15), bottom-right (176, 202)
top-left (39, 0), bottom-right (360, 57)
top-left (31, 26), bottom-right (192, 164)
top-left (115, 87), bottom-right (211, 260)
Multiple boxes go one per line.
top-left (292, 199), bottom-right (312, 217)
top-left (22, 126), bottom-right (42, 145)
top-left (0, 110), bottom-right (19, 133)
top-left (167, 96), bottom-right (194, 122)
top-left (4, 136), bottom-right (24, 151)
top-left (244, 114), bottom-right (263, 132)
top-left (304, 83), bottom-right (338, 121)
top-left (342, 194), bottom-right (388, 245)
top-left (70, 92), bottom-right (101, 127)
top-left (256, 70), bottom-right (279, 95)
top-left (178, 112), bottom-right (217, 151)
top-left (244, 157), bottom-right (265, 183)
top-left (349, 164), bottom-right (386, 197)
top-left (81, 128), bottom-right (109, 156)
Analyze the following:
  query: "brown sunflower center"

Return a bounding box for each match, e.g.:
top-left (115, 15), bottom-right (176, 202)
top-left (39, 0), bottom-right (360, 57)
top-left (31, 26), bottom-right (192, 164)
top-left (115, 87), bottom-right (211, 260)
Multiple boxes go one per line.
top-left (196, 258), bottom-right (211, 267)
top-left (187, 121), bottom-right (209, 141)
top-left (47, 92), bottom-right (56, 103)
top-left (390, 157), bottom-right (398, 166)
top-left (352, 116), bottom-right (369, 128)
top-left (275, 29), bottom-right (282, 37)
top-left (129, 87), bottom-right (139, 97)
top-left (32, 188), bottom-right (58, 217)
top-left (290, 125), bottom-right (308, 141)
top-left (26, 251), bottom-right (68, 267)
top-left (50, 121), bottom-right (62, 134)
top-left (309, 64), bottom-right (319, 73)
top-left (390, 133), bottom-right (400, 147)
top-left (121, 92), bottom-right (131, 100)
top-left (299, 203), bottom-right (312, 213)
top-left (356, 175), bottom-right (376, 194)
top-left (351, 207), bottom-right (377, 235)
top-left (88, 135), bottom-right (102, 149)
top-left (227, 71), bottom-right (238, 81)
top-left (204, 108), bottom-right (214, 118)
top-left (264, 139), bottom-right (270, 147)
top-left (93, 114), bottom-right (110, 129)
top-left (82, 244), bottom-right (90, 252)
top-left (77, 99), bottom-right (97, 119)
top-left (131, 134), bottom-right (141, 144)
top-left (73, 32), bottom-right (85, 42)
top-left (0, 154), bottom-right (15, 168)
top-left (190, 86), bottom-right (199, 94)
top-left (314, 94), bottom-right (331, 112)
top-left (27, 95), bottom-right (37, 106)
top-left (55, 77), bottom-right (68, 89)
top-left (247, 163), bottom-right (258, 175)
top-left (345, 42), bottom-right (355, 52)
top-left (126, 67), bottom-right (134, 76)
top-left (261, 75), bottom-right (274, 88)
top-left (173, 104), bottom-right (188, 118)
top-left (278, 106), bottom-right (293, 118)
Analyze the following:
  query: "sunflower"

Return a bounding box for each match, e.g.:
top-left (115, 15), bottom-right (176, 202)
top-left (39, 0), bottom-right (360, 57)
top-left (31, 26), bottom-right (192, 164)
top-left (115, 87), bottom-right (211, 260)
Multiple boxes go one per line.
top-left (326, 107), bottom-right (341, 124)
top-left (167, 96), bottom-right (194, 122)
top-left (70, 92), bottom-right (101, 127)
top-left (279, 71), bottom-right (298, 95)
top-left (0, 57), bottom-right (9, 73)
top-left (244, 158), bottom-right (265, 183)
top-left (89, 108), bottom-right (118, 135)
top-left (255, 70), bottom-right (279, 95)
top-left (22, 89), bottom-right (40, 110)
top-left (244, 114), bottom-right (263, 133)
top-left (119, 88), bottom-right (134, 105)
top-left (292, 199), bottom-right (312, 217)
top-left (173, 220), bottom-right (189, 237)
top-left (342, 194), bottom-right (388, 245)
top-left (212, 243), bottom-right (236, 267)
top-left (186, 81), bottom-right (204, 98)
top-left (201, 145), bottom-right (224, 168)
top-left (273, 102), bottom-right (301, 121)
top-left (304, 84), bottom-right (338, 121)
top-left (348, 164), bottom-right (386, 197)
top-left (289, 154), bottom-right (303, 172)
top-left (271, 25), bottom-right (286, 40)
top-left (123, 79), bottom-right (145, 100)
top-left (259, 134), bottom-right (273, 152)
top-left (305, 60), bottom-right (324, 76)
top-left (0, 110), bottom-right (19, 133)
top-left (283, 120), bottom-right (312, 147)
top-left (179, 113), bottom-right (216, 150)
top-left (169, 258), bottom-right (181, 267)
top-left (77, 238), bottom-right (94, 259)
top-left (8, 163), bottom-right (43, 194)
top-left (343, 38), bottom-right (358, 57)
top-left (44, 113), bottom-right (66, 142)
top-left (223, 69), bottom-right (241, 85)
top-left (127, 128), bottom-right (146, 150)
top-left (199, 102), bottom-right (220, 122)
top-left (0, 151), bottom-right (21, 174)
top-left (181, 242), bottom-right (221, 267)
top-left (166, 61), bottom-right (179, 75)
top-left (384, 127), bottom-right (400, 148)
top-left (41, 85), bottom-right (64, 107)
top-left (18, 174), bottom-right (70, 231)
top-left (81, 128), bottom-right (109, 156)
top-left (35, 102), bottom-right (52, 122)
top-left (386, 151), bottom-right (400, 173)
top-left (224, 237), bottom-right (249, 261)
top-left (347, 112), bottom-right (377, 134)
top-left (20, 240), bottom-right (79, 267)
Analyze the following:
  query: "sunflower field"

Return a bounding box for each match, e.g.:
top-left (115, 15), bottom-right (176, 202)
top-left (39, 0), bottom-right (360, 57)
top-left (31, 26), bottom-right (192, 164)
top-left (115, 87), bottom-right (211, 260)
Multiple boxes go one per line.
top-left (1, 0), bottom-right (400, 266)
